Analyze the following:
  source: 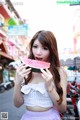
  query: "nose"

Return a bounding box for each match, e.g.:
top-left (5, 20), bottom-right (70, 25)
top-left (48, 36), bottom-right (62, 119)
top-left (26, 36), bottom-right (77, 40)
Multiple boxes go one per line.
top-left (36, 48), bottom-right (42, 55)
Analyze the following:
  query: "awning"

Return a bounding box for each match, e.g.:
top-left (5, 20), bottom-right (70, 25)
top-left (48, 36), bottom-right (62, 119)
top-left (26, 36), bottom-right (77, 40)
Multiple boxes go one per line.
top-left (0, 5), bottom-right (11, 19)
top-left (7, 18), bottom-right (17, 25)
top-left (0, 41), bottom-right (14, 63)
top-left (0, 51), bottom-right (14, 65)
top-left (0, 41), bottom-right (8, 53)
top-left (0, 51), bottom-right (14, 60)
top-left (0, 29), bottom-right (6, 37)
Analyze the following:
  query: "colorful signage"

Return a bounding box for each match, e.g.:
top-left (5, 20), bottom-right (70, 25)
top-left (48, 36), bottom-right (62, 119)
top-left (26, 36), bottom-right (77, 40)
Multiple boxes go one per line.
top-left (7, 24), bottom-right (28, 36)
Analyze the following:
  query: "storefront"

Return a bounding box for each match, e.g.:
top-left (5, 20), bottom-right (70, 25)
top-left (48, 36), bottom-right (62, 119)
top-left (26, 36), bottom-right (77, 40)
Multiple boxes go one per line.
top-left (0, 41), bottom-right (14, 83)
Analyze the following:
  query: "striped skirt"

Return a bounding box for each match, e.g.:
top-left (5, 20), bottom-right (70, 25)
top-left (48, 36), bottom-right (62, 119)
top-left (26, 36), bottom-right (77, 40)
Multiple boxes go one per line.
top-left (20, 108), bottom-right (61, 120)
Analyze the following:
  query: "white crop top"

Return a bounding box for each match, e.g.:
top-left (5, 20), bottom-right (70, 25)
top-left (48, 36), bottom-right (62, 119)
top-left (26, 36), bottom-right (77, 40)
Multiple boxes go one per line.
top-left (21, 82), bottom-right (53, 108)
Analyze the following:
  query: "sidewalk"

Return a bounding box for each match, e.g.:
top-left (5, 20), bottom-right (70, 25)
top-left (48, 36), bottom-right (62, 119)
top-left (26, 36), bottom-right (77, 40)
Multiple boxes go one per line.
top-left (0, 88), bottom-right (25, 120)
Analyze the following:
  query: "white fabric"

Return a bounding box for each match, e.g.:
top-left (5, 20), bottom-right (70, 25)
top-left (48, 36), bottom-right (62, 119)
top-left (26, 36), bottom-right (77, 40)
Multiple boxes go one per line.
top-left (77, 100), bottom-right (80, 119)
top-left (21, 82), bottom-right (53, 107)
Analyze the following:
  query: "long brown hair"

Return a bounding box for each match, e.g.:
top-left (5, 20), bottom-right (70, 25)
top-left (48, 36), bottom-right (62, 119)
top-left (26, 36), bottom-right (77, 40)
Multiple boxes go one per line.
top-left (25, 30), bottom-right (63, 104)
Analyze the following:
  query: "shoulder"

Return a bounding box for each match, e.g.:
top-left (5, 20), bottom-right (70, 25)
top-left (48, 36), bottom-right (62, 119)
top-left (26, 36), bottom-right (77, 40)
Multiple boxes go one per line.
top-left (59, 66), bottom-right (68, 78)
top-left (58, 66), bottom-right (68, 87)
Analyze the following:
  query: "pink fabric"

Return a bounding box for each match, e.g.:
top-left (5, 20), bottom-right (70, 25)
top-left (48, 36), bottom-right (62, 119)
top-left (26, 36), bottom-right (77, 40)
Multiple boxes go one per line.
top-left (21, 108), bottom-right (61, 120)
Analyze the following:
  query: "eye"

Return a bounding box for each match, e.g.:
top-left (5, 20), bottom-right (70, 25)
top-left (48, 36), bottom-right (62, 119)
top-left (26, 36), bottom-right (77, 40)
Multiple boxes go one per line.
top-left (43, 47), bottom-right (48, 50)
top-left (33, 45), bottom-right (38, 48)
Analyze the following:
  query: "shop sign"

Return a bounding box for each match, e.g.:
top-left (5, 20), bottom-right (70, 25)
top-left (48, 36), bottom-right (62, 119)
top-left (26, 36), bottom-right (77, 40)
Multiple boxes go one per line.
top-left (7, 24), bottom-right (28, 36)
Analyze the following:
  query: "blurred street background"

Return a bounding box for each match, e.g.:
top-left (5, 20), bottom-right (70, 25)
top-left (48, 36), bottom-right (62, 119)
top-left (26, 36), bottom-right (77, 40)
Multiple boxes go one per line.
top-left (0, 87), bottom-right (79, 120)
top-left (0, 0), bottom-right (80, 120)
top-left (0, 88), bottom-right (25, 120)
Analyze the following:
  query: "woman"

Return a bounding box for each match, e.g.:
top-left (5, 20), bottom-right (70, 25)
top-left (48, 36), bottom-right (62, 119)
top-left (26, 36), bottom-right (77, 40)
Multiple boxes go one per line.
top-left (13, 30), bottom-right (67, 120)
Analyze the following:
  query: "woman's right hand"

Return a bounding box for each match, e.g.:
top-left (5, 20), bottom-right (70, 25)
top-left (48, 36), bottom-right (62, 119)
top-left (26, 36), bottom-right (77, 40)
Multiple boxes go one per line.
top-left (15, 63), bottom-right (32, 85)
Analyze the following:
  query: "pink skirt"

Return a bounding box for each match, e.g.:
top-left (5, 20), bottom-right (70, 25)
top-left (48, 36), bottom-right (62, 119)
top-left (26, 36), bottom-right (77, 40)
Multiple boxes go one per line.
top-left (20, 108), bottom-right (61, 120)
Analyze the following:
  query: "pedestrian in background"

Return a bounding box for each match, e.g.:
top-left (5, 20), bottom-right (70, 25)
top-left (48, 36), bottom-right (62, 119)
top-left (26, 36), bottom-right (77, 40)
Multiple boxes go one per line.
top-left (13, 30), bottom-right (67, 120)
top-left (3, 65), bottom-right (9, 83)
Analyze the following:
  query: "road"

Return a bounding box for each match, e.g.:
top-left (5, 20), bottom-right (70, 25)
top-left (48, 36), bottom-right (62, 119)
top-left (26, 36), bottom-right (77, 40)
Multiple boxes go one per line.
top-left (0, 87), bottom-right (25, 120)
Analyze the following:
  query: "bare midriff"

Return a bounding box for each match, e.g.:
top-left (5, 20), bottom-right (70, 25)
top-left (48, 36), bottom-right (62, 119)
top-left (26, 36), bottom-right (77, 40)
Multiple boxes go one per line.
top-left (26, 106), bottom-right (52, 112)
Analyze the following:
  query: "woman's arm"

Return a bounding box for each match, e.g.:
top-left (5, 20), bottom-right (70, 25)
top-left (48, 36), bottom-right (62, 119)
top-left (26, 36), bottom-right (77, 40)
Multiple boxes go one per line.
top-left (13, 82), bottom-right (24, 108)
top-left (40, 67), bottom-right (68, 113)
top-left (13, 64), bottom-right (32, 107)
top-left (47, 67), bottom-right (68, 113)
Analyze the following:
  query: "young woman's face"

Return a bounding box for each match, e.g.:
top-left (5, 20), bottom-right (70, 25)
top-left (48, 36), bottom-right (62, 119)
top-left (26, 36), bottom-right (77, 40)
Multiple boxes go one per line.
top-left (32, 39), bottom-right (50, 62)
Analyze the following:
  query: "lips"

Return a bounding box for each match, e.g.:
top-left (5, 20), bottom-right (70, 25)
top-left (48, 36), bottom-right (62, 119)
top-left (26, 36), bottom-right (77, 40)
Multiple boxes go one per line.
top-left (35, 57), bottom-right (43, 61)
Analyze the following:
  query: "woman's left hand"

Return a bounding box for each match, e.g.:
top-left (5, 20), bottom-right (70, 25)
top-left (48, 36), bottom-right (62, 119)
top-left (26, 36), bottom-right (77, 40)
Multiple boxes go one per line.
top-left (40, 68), bottom-right (54, 87)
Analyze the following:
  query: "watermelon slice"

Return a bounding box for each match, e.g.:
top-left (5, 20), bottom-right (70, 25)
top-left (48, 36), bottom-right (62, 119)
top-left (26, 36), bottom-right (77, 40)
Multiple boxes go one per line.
top-left (20, 57), bottom-right (50, 72)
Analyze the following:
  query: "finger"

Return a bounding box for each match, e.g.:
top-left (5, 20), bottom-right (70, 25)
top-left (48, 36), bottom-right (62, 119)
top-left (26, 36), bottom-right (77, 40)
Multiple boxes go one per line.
top-left (25, 68), bottom-right (31, 74)
top-left (22, 68), bottom-right (32, 75)
top-left (44, 69), bottom-right (53, 78)
top-left (17, 64), bottom-right (26, 72)
top-left (40, 68), bottom-right (47, 74)
top-left (45, 68), bottom-right (51, 74)
top-left (25, 67), bottom-right (32, 72)
top-left (17, 64), bottom-right (30, 72)
top-left (40, 69), bottom-right (48, 78)
top-left (41, 73), bottom-right (46, 80)
top-left (24, 71), bottom-right (31, 79)
top-left (17, 63), bottom-right (25, 68)
top-left (23, 71), bottom-right (30, 77)
top-left (18, 69), bottom-right (31, 79)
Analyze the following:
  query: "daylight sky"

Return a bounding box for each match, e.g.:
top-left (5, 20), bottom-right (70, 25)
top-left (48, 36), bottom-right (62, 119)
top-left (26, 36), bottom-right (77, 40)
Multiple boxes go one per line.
top-left (11, 0), bottom-right (79, 53)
